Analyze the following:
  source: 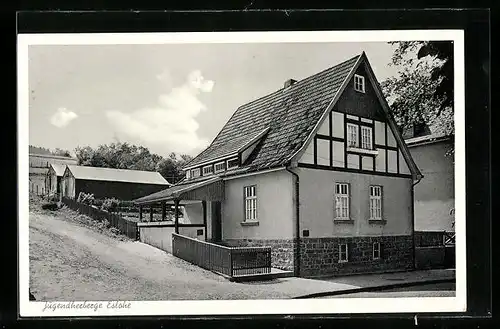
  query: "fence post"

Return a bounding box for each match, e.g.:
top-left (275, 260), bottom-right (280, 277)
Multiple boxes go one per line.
top-left (229, 249), bottom-right (234, 277)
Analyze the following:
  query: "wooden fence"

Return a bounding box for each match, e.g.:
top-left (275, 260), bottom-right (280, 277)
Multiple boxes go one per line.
top-left (62, 197), bottom-right (139, 240)
top-left (172, 233), bottom-right (271, 278)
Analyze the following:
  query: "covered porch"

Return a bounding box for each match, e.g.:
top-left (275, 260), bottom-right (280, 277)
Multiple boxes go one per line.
top-left (133, 177), bottom-right (288, 280)
top-left (134, 177), bottom-right (224, 245)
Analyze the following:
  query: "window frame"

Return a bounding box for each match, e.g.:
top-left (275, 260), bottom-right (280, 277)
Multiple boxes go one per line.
top-left (226, 157), bottom-right (239, 170)
top-left (214, 161), bottom-right (226, 174)
top-left (346, 123), bottom-right (359, 148)
top-left (202, 165), bottom-right (213, 176)
top-left (190, 168), bottom-right (201, 178)
top-left (360, 125), bottom-right (373, 150)
top-left (369, 185), bottom-right (383, 220)
top-left (334, 182), bottom-right (350, 220)
top-left (339, 243), bottom-right (349, 263)
top-left (354, 74), bottom-right (366, 93)
top-left (373, 242), bottom-right (381, 260)
top-left (243, 185), bottom-right (258, 222)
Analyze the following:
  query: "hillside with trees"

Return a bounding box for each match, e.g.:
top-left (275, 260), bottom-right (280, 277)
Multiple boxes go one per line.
top-left (29, 145), bottom-right (72, 157)
top-left (74, 142), bottom-right (192, 184)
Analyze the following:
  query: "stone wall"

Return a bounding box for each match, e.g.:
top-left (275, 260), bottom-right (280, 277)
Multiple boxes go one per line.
top-left (299, 235), bottom-right (413, 278)
top-left (222, 238), bottom-right (297, 272)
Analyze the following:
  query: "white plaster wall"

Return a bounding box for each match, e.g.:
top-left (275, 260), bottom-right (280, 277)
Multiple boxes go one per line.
top-left (222, 170), bottom-right (295, 240)
top-left (316, 139), bottom-right (330, 166)
top-left (332, 111), bottom-right (344, 138)
top-left (298, 167), bottom-right (413, 238)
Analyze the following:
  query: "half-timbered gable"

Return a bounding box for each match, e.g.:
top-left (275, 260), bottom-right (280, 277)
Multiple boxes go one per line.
top-left (296, 53), bottom-right (416, 179)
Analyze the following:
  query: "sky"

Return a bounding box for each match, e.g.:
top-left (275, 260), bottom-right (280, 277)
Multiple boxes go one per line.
top-left (28, 41), bottom-right (401, 158)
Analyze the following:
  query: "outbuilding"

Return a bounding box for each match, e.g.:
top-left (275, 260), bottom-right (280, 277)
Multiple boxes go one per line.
top-left (61, 165), bottom-right (171, 201)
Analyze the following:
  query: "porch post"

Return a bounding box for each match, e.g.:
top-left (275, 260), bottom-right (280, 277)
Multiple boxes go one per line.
top-left (202, 200), bottom-right (207, 241)
top-left (150, 204), bottom-right (154, 222)
top-left (139, 205), bottom-right (143, 222)
top-left (161, 201), bottom-right (166, 221)
top-left (174, 199), bottom-right (180, 234)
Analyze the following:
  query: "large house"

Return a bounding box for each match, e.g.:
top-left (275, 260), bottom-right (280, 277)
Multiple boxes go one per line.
top-left (61, 165), bottom-right (171, 201)
top-left (135, 52), bottom-right (423, 278)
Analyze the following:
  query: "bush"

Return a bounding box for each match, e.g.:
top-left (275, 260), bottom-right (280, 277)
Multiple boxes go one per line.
top-left (101, 198), bottom-right (120, 213)
top-left (77, 192), bottom-right (95, 205)
top-left (41, 202), bottom-right (59, 211)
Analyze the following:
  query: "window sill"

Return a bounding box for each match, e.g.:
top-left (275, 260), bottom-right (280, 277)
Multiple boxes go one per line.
top-left (338, 260), bottom-right (349, 263)
top-left (240, 221), bottom-right (259, 227)
top-left (347, 147), bottom-right (379, 156)
top-left (333, 219), bottom-right (354, 224)
top-left (368, 219), bottom-right (387, 225)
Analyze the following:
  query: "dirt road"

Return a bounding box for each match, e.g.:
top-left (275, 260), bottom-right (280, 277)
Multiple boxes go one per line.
top-left (29, 209), bottom-right (358, 301)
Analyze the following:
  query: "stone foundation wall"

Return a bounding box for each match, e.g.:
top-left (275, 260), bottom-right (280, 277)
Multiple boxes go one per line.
top-left (299, 235), bottom-right (413, 278)
top-left (222, 238), bottom-right (297, 272)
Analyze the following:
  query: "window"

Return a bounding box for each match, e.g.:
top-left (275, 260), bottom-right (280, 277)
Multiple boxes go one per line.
top-left (354, 74), bottom-right (365, 93)
top-left (185, 170), bottom-right (191, 179)
top-left (244, 185), bottom-right (257, 221)
top-left (203, 165), bottom-right (213, 175)
top-left (335, 183), bottom-right (350, 220)
top-left (214, 162), bottom-right (225, 173)
top-left (361, 126), bottom-right (373, 149)
top-left (373, 242), bottom-right (381, 260)
top-left (369, 185), bottom-right (383, 220)
top-left (226, 158), bottom-right (239, 170)
top-left (347, 123), bottom-right (358, 148)
top-left (339, 243), bottom-right (349, 263)
top-left (190, 168), bottom-right (201, 178)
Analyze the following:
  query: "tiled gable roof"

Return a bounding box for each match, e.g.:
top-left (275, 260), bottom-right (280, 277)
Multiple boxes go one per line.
top-left (185, 54), bottom-right (360, 171)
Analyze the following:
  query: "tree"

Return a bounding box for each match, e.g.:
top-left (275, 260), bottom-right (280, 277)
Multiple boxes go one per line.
top-left (74, 142), bottom-right (191, 184)
top-left (52, 148), bottom-right (71, 157)
top-left (382, 41), bottom-right (454, 137)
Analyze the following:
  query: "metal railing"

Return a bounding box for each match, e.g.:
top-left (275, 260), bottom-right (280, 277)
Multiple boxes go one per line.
top-left (443, 231), bottom-right (456, 246)
top-left (172, 233), bottom-right (271, 277)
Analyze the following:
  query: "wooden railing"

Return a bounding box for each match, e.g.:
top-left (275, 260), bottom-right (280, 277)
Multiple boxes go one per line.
top-left (62, 197), bottom-right (139, 240)
top-left (172, 233), bottom-right (271, 278)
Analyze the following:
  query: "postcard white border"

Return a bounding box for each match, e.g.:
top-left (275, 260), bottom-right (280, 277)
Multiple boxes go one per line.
top-left (18, 29), bottom-right (466, 317)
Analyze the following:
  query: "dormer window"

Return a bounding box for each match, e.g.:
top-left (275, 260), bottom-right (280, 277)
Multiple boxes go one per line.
top-left (226, 158), bottom-right (239, 170)
top-left (203, 165), bottom-right (213, 176)
top-left (214, 161), bottom-right (226, 174)
top-left (190, 168), bottom-right (201, 178)
top-left (354, 74), bottom-right (365, 93)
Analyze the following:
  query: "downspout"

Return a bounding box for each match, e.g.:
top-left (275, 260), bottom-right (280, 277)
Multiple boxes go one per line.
top-left (285, 164), bottom-right (300, 277)
top-left (411, 176), bottom-right (423, 270)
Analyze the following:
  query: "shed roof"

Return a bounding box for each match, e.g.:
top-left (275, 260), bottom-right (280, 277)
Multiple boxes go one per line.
top-left (66, 165), bottom-right (170, 185)
top-left (50, 164), bottom-right (67, 176)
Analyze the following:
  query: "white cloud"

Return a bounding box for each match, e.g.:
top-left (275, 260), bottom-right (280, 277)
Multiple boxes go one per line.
top-left (106, 70), bottom-right (214, 155)
top-left (50, 107), bottom-right (78, 128)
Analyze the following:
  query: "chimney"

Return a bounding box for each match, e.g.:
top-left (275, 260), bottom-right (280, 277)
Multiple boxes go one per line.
top-left (284, 79), bottom-right (297, 89)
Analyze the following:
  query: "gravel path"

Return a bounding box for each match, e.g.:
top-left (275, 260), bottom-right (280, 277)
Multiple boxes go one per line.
top-left (29, 209), bottom-right (358, 301)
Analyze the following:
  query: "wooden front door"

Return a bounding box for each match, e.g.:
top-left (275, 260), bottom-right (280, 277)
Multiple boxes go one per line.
top-left (211, 201), bottom-right (222, 242)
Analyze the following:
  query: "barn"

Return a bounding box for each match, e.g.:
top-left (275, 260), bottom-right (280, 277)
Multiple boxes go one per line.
top-left (61, 165), bottom-right (171, 201)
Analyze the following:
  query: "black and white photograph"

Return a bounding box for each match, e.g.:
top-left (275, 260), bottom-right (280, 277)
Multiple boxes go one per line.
top-left (18, 30), bottom-right (466, 317)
